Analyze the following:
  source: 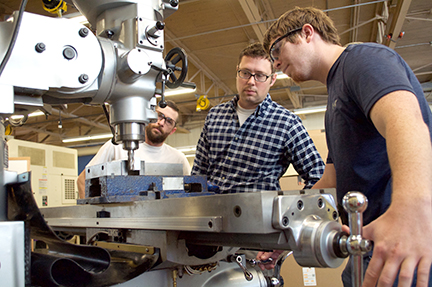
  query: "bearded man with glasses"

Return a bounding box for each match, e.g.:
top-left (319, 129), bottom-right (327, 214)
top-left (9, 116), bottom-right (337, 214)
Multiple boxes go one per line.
top-left (77, 100), bottom-right (190, 198)
top-left (192, 42), bottom-right (324, 193)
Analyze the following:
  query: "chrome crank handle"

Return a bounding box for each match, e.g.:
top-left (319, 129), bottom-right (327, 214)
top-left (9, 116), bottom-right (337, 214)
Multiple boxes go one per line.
top-left (342, 192), bottom-right (373, 287)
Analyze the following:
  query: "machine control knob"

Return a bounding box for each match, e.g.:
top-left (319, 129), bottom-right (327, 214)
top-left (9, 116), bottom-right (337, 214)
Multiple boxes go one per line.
top-left (164, 47), bottom-right (188, 89)
top-left (146, 21), bottom-right (165, 38)
top-left (155, 21), bottom-right (165, 30)
top-left (343, 192), bottom-right (367, 214)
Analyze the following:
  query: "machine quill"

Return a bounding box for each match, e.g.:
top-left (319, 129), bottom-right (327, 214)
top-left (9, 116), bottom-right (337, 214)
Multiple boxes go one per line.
top-left (0, 1), bottom-right (371, 286)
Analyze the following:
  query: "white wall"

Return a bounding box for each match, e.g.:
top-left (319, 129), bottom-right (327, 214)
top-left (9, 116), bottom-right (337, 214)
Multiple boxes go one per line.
top-left (165, 126), bottom-right (202, 148)
top-left (299, 112), bottom-right (325, 131)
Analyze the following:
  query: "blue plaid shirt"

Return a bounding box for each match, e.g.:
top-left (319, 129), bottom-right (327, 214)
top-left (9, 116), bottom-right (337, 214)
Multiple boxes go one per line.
top-left (192, 94), bottom-right (325, 192)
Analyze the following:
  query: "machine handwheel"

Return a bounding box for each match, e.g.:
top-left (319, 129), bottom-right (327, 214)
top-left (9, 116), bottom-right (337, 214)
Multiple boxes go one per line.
top-left (164, 47), bottom-right (188, 89)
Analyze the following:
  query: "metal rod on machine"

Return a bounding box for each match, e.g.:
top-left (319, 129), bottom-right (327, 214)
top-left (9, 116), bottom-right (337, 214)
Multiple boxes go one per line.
top-left (343, 192), bottom-right (369, 287)
top-left (0, 118), bottom-right (6, 221)
top-left (128, 149), bottom-right (134, 171)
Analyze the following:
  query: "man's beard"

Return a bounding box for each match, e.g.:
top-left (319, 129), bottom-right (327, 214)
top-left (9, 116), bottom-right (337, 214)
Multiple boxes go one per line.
top-left (145, 124), bottom-right (169, 144)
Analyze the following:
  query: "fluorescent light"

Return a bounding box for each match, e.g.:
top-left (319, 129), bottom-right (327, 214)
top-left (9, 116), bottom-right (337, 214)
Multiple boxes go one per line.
top-left (62, 133), bottom-right (112, 143)
top-left (293, 105), bottom-right (327, 115)
top-left (9, 110), bottom-right (45, 120)
top-left (164, 87), bottom-right (196, 96)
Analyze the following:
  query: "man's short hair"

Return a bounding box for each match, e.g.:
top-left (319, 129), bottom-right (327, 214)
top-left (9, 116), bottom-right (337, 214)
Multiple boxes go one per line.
top-left (263, 7), bottom-right (341, 52)
top-left (164, 100), bottom-right (179, 113)
top-left (238, 42), bottom-right (275, 73)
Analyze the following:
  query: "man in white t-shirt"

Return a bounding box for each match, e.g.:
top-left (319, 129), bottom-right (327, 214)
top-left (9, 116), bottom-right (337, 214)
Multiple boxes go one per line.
top-left (77, 100), bottom-right (190, 198)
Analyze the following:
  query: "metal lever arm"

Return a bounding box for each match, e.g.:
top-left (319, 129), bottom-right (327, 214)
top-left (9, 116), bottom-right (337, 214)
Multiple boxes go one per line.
top-left (342, 191), bottom-right (373, 287)
top-left (228, 255), bottom-right (253, 281)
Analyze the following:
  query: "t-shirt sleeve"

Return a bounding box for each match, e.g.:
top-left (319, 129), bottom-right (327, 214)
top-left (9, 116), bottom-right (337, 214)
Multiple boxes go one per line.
top-left (343, 45), bottom-right (416, 118)
top-left (86, 140), bottom-right (115, 167)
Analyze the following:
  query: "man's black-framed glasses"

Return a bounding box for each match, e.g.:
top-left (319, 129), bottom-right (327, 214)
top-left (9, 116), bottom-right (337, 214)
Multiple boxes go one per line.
top-left (157, 112), bottom-right (176, 127)
top-left (269, 27), bottom-right (302, 62)
top-left (237, 69), bottom-right (272, 83)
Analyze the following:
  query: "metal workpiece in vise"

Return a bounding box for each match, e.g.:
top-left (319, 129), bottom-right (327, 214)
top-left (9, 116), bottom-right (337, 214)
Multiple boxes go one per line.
top-left (80, 160), bottom-right (210, 204)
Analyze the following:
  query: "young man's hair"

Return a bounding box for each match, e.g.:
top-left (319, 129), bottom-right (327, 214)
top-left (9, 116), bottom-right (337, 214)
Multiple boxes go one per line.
top-left (238, 42), bottom-right (275, 73)
top-left (263, 7), bottom-right (341, 52)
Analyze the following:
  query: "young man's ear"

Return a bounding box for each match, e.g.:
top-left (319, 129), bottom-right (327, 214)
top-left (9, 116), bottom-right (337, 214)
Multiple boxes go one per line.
top-left (303, 24), bottom-right (314, 43)
top-left (269, 73), bottom-right (277, 86)
top-left (169, 127), bottom-right (177, 135)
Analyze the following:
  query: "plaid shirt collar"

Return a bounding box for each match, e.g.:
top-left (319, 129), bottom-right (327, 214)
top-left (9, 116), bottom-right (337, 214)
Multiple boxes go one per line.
top-left (229, 94), bottom-right (272, 117)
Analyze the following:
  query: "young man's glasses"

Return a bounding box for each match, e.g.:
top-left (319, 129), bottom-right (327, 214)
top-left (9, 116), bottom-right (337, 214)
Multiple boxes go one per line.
top-left (269, 27), bottom-right (302, 62)
top-left (237, 69), bottom-right (272, 83)
top-left (157, 112), bottom-right (176, 127)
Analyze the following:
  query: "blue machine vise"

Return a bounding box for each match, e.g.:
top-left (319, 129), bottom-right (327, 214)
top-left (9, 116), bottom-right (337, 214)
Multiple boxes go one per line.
top-left (78, 160), bottom-right (213, 204)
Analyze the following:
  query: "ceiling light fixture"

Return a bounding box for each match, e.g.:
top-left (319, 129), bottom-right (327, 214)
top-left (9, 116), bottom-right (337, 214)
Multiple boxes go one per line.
top-left (8, 110), bottom-right (45, 120)
top-left (293, 105), bottom-right (327, 115)
top-left (62, 133), bottom-right (112, 143)
top-left (162, 87), bottom-right (196, 97)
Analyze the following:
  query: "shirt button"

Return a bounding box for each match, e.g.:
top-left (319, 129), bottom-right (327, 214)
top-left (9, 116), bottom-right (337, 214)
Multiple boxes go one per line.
top-left (222, 176), bottom-right (225, 180)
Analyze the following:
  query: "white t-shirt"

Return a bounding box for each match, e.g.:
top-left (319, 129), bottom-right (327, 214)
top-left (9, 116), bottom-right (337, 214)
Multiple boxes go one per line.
top-left (236, 105), bottom-right (255, 126)
top-left (87, 140), bottom-right (191, 175)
